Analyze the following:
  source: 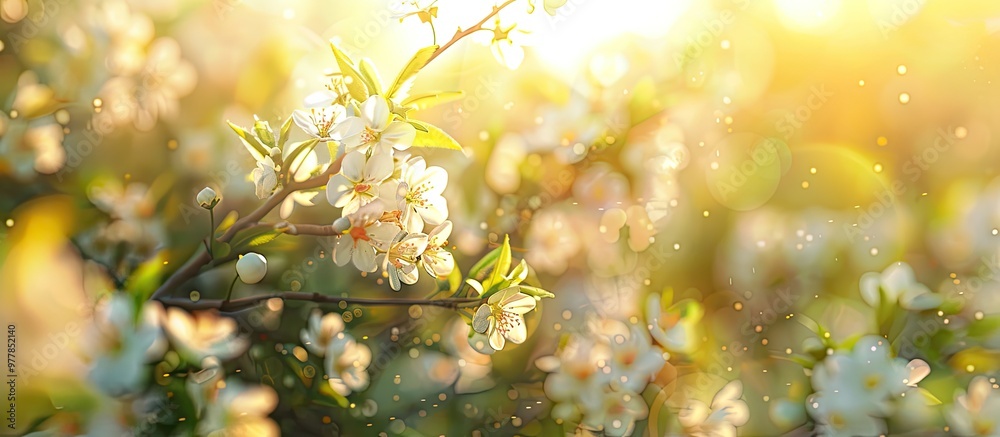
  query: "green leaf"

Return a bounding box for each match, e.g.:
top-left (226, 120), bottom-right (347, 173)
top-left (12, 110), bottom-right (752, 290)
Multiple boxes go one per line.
top-left (330, 42), bottom-right (369, 102)
top-left (968, 315), bottom-right (1000, 338)
top-left (248, 232), bottom-right (281, 247)
top-left (358, 58), bottom-right (384, 96)
top-left (212, 241), bottom-right (231, 259)
top-left (916, 387), bottom-right (942, 405)
top-left (317, 377), bottom-right (350, 408)
top-left (507, 259), bottom-right (528, 284)
top-left (278, 115), bottom-right (294, 148)
top-left (387, 45), bottom-right (439, 100)
top-left (126, 253), bottom-right (167, 302)
top-left (253, 118), bottom-right (276, 148)
top-left (411, 121), bottom-right (463, 151)
top-left (469, 245), bottom-right (503, 281)
top-left (231, 228), bottom-right (282, 251)
top-left (483, 235), bottom-right (512, 295)
top-left (214, 210), bottom-right (239, 238)
top-left (228, 121), bottom-right (268, 161)
top-left (409, 120), bottom-right (429, 132)
top-left (401, 91), bottom-right (465, 111)
top-left (518, 285), bottom-right (554, 299)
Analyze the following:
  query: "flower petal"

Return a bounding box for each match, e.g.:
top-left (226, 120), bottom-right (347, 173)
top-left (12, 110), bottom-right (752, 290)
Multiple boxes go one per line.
top-left (361, 95), bottom-right (391, 131)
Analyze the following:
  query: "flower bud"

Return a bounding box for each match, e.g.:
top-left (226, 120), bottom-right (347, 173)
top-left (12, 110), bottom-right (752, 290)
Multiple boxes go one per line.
top-left (197, 187), bottom-right (220, 209)
top-left (333, 217), bottom-right (351, 233)
top-left (236, 252), bottom-right (267, 284)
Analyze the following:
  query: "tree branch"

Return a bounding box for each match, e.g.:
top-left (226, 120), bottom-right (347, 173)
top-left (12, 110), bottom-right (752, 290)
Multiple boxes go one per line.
top-left (426, 0), bottom-right (518, 65)
top-left (158, 292), bottom-right (483, 312)
top-left (273, 222), bottom-right (339, 236)
top-left (150, 155), bottom-right (344, 300)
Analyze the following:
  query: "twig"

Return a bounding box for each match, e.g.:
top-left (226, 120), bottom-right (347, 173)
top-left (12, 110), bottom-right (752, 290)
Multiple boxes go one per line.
top-left (150, 155), bottom-right (345, 300)
top-left (158, 292), bottom-right (483, 312)
top-left (273, 222), bottom-right (339, 236)
top-left (426, 0), bottom-right (518, 65)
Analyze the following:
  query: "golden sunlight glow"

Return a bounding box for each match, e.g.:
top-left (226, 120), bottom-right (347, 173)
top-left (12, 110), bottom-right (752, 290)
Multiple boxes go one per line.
top-left (774, 0), bottom-right (841, 30)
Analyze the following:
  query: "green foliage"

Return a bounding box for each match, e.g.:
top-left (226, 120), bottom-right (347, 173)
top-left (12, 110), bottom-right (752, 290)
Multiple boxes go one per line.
top-left (387, 45), bottom-right (439, 100)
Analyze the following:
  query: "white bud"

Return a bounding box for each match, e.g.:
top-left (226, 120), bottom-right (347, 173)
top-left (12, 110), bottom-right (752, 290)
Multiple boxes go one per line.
top-left (236, 252), bottom-right (267, 284)
top-left (197, 187), bottom-right (220, 209)
top-left (333, 217), bottom-right (351, 233)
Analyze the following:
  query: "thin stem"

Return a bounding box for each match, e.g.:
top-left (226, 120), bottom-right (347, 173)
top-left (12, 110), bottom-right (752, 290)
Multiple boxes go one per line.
top-left (224, 275), bottom-right (239, 302)
top-left (429, 21), bottom-right (437, 45)
top-left (150, 154), bottom-right (345, 300)
top-left (426, 0), bottom-right (518, 65)
top-left (159, 292), bottom-right (483, 312)
top-left (205, 208), bottom-right (215, 259)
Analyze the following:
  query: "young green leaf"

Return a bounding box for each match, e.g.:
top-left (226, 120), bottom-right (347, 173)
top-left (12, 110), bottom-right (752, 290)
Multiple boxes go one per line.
top-left (483, 235), bottom-right (512, 294)
top-left (253, 118), bottom-right (276, 147)
top-left (214, 210), bottom-right (240, 238)
top-left (409, 120), bottom-right (430, 132)
top-left (330, 43), bottom-right (369, 102)
top-left (518, 285), bottom-right (554, 299)
top-left (358, 58), bottom-right (384, 96)
top-left (278, 115), bottom-right (294, 148)
top-left (228, 121), bottom-right (268, 161)
top-left (469, 245), bottom-right (503, 280)
top-left (401, 91), bottom-right (465, 111)
top-left (387, 45), bottom-right (439, 100)
top-left (411, 121), bottom-right (464, 151)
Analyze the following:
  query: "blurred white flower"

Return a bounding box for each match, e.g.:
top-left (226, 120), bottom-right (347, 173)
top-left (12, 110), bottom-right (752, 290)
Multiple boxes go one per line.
top-left (300, 310), bottom-right (345, 357)
top-left (581, 389), bottom-right (648, 437)
top-left (538, 333), bottom-right (612, 417)
top-left (806, 336), bottom-right (929, 437)
top-left (1, 0), bottom-right (27, 23)
top-left (420, 220), bottom-right (455, 277)
top-left (443, 318), bottom-right (495, 394)
top-left (87, 293), bottom-right (166, 396)
top-left (236, 252), bottom-right (267, 284)
top-left (472, 287), bottom-right (536, 350)
top-left (197, 379), bottom-right (279, 437)
top-left (860, 262), bottom-right (942, 311)
top-left (327, 151), bottom-right (393, 215)
top-left (524, 208), bottom-right (582, 275)
top-left (251, 156), bottom-right (279, 199)
top-left (679, 380), bottom-right (750, 437)
top-left (947, 376), bottom-right (1000, 436)
top-left (163, 307), bottom-right (249, 363)
top-left (325, 337), bottom-right (372, 397)
top-left (396, 156), bottom-right (448, 232)
top-left (600, 321), bottom-right (666, 393)
top-left (335, 95), bottom-right (416, 154)
top-left (645, 293), bottom-right (703, 355)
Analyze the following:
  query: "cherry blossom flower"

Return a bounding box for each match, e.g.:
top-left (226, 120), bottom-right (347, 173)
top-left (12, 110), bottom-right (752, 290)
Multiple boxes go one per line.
top-left (472, 287), bottom-right (536, 350)
top-left (327, 151), bottom-right (393, 215)
top-left (333, 202), bottom-right (398, 272)
top-left (335, 95), bottom-right (416, 154)
top-left (380, 230), bottom-right (429, 290)
top-left (420, 220), bottom-right (454, 277)
top-left (396, 156), bottom-right (448, 232)
top-left (300, 311), bottom-right (346, 357)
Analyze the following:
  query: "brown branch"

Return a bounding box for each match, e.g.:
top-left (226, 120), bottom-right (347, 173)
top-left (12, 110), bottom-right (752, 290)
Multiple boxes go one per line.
top-left (426, 0), bottom-right (519, 65)
top-left (158, 292), bottom-right (483, 312)
top-left (273, 222), bottom-right (339, 236)
top-left (150, 155), bottom-right (344, 300)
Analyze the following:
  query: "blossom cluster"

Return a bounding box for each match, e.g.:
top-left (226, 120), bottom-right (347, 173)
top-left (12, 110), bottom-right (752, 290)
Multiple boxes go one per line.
top-left (535, 317), bottom-right (667, 436)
